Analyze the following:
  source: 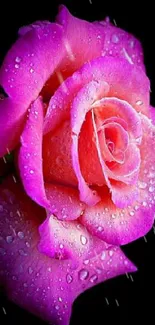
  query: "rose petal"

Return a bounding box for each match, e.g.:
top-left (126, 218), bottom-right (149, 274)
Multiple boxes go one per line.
top-left (0, 98), bottom-right (26, 157)
top-left (43, 120), bottom-right (77, 186)
top-left (81, 114), bottom-right (155, 245)
top-left (57, 5), bottom-right (144, 69)
top-left (98, 121), bottom-right (129, 163)
top-left (71, 80), bottom-right (109, 205)
top-left (39, 213), bottom-right (92, 263)
top-left (94, 17), bottom-right (145, 69)
top-left (45, 182), bottom-right (85, 221)
top-left (78, 111), bottom-right (105, 186)
top-left (150, 105), bottom-right (155, 125)
top-left (93, 97), bottom-right (142, 141)
top-left (0, 22), bottom-right (64, 157)
top-left (91, 111), bottom-right (139, 207)
top-left (44, 56), bottom-right (149, 135)
top-left (0, 176), bottom-right (137, 325)
top-left (18, 97), bottom-right (50, 209)
top-left (0, 22), bottom-right (64, 103)
top-left (106, 143), bottom-right (141, 186)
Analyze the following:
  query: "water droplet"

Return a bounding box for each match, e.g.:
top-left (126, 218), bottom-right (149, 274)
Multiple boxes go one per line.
top-left (47, 267), bottom-right (52, 272)
top-left (96, 267), bottom-right (102, 274)
top-left (129, 211), bottom-right (134, 216)
top-left (15, 56), bottom-right (21, 63)
top-left (25, 241), bottom-right (30, 248)
top-left (111, 214), bottom-right (116, 219)
top-left (134, 205), bottom-right (139, 210)
top-left (136, 100), bottom-right (143, 106)
top-left (6, 235), bottom-right (13, 243)
top-left (149, 186), bottom-right (154, 193)
top-left (78, 269), bottom-right (89, 281)
top-left (58, 297), bottom-right (62, 302)
top-left (109, 250), bottom-right (114, 257)
top-left (55, 305), bottom-right (59, 310)
top-left (124, 260), bottom-right (128, 265)
top-left (30, 170), bottom-right (34, 174)
top-left (101, 251), bottom-right (106, 260)
top-left (17, 231), bottom-right (24, 239)
top-left (130, 40), bottom-right (135, 48)
top-left (30, 68), bottom-right (34, 73)
top-left (97, 226), bottom-right (103, 232)
top-left (12, 275), bottom-right (17, 280)
top-left (90, 274), bottom-right (98, 283)
top-left (28, 267), bottom-right (33, 274)
top-left (83, 259), bottom-right (89, 265)
top-left (80, 235), bottom-right (88, 245)
top-left (138, 181), bottom-right (147, 189)
top-left (111, 34), bottom-right (119, 43)
top-left (19, 249), bottom-right (27, 256)
top-left (66, 273), bottom-right (73, 284)
top-left (59, 244), bottom-right (64, 249)
top-left (23, 282), bottom-right (28, 287)
top-left (142, 201), bottom-right (147, 207)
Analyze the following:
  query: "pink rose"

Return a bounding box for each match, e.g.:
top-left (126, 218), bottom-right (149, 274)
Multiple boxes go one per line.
top-left (0, 5), bottom-right (155, 325)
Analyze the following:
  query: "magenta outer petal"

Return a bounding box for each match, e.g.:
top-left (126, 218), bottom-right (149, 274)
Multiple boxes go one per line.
top-left (18, 97), bottom-right (50, 209)
top-left (57, 5), bottom-right (145, 69)
top-left (0, 176), bottom-right (137, 325)
top-left (0, 23), bottom-right (64, 103)
top-left (81, 114), bottom-right (155, 245)
top-left (0, 98), bottom-right (26, 157)
top-left (45, 182), bottom-right (85, 220)
top-left (0, 22), bottom-right (64, 157)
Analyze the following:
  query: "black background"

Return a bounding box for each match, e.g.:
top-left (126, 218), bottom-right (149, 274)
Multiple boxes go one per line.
top-left (0, 0), bottom-right (155, 324)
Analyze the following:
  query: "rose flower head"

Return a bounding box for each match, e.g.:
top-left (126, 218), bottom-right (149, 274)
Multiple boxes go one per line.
top-left (0, 5), bottom-right (155, 325)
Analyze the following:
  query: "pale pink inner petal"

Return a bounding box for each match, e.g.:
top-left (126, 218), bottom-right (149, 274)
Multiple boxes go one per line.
top-left (71, 80), bottom-right (109, 206)
top-left (98, 122), bottom-right (129, 163)
top-left (93, 97), bottom-right (142, 142)
top-left (91, 110), bottom-right (139, 207)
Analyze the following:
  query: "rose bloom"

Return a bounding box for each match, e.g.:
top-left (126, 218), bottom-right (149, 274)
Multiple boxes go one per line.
top-left (0, 5), bottom-right (155, 325)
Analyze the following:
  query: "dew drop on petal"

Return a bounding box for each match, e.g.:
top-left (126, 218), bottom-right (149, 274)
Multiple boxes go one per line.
top-left (83, 259), bottom-right (89, 265)
top-left (111, 34), bottom-right (119, 43)
top-left (6, 235), bottom-right (13, 243)
top-left (136, 100), bottom-right (143, 106)
top-left (66, 273), bottom-right (73, 284)
top-left (97, 226), bottom-right (103, 232)
top-left (80, 235), bottom-right (88, 245)
top-left (149, 186), bottom-right (155, 193)
top-left (78, 269), bottom-right (89, 281)
top-left (138, 181), bottom-right (147, 189)
top-left (28, 267), bottom-right (33, 274)
top-left (101, 251), bottom-right (106, 260)
top-left (129, 211), bottom-right (134, 216)
top-left (58, 297), bottom-right (62, 302)
top-left (90, 274), bottom-right (98, 283)
top-left (17, 231), bottom-right (24, 239)
top-left (109, 250), bottom-right (114, 257)
top-left (15, 56), bottom-right (21, 63)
